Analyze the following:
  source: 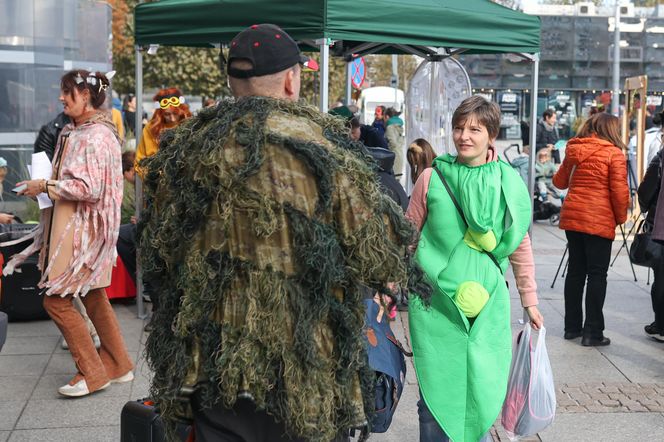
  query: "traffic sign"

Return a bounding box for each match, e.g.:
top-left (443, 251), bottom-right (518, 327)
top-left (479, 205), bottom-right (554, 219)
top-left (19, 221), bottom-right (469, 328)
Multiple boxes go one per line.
top-left (350, 57), bottom-right (365, 89)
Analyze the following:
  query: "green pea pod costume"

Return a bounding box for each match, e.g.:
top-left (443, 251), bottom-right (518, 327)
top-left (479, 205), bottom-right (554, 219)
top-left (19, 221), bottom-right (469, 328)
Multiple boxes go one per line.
top-left (409, 154), bottom-right (531, 442)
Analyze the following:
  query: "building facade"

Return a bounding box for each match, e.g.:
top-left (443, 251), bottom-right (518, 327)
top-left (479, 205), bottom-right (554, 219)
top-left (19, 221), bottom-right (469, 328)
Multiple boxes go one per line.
top-left (0, 0), bottom-right (111, 219)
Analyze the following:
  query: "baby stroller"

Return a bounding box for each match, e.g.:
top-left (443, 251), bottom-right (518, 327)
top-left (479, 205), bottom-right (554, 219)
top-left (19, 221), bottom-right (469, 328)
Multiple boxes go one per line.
top-left (503, 144), bottom-right (561, 226)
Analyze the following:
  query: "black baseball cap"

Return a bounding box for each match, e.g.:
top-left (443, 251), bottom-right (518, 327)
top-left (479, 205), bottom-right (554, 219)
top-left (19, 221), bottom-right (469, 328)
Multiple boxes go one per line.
top-left (227, 24), bottom-right (319, 79)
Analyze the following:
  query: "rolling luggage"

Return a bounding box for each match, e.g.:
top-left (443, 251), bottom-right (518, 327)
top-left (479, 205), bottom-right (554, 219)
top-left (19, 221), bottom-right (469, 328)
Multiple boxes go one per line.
top-left (0, 224), bottom-right (49, 321)
top-left (121, 399), bottom-right (191, 442)
top-left (0, 311), bottom-right (7, 351)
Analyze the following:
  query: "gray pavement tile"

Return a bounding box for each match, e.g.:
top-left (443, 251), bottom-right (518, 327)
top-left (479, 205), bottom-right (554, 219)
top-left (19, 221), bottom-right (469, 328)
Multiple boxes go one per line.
top-left (0, 401), bottom-right (24, 431)
top-left (6, 321), bottom-right (59, 339)
top-left (539, 412), bottom-right (664, 442)
top-left (0, 431), bottom-right (8, 442)
top-left (549, 351), bottom-right (629, 385)
top-left (592, 327), bottom-right (664, 384)
top-left (15, 397), bottom-right (128, 429)
top-left (0, 355), bottom-right (49, 376)
top-left (8, 425), bottom-right (119, 442)
top-left (129, 372), bottom-right (151, 399)
top-left (31, 374), bottom-right (132, 399)
top-left (0, 376), bottom-right (39, 402)
top-left (0, 336), bottom-right (58, 355)
top-left (42, 353), bottom-right (75, 375)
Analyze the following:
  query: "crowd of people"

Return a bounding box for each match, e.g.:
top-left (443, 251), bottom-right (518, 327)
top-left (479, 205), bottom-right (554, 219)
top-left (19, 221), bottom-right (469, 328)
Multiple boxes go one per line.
top-left (7, 21), bottom-right (664, 442)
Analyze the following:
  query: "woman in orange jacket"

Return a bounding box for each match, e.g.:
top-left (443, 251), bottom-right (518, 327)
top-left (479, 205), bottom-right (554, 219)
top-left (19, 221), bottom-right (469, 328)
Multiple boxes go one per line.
top-left (553, 113), bottom-right (630, 346)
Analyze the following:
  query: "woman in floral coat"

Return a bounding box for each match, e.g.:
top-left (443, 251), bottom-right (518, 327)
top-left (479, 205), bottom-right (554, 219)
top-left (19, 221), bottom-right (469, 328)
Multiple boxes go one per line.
top-left (7, 69), bottom-right (133, 397)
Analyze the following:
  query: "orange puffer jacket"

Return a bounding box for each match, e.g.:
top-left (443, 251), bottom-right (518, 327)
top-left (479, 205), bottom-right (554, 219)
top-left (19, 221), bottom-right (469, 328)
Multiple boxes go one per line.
top-left (553, 136), bottom-right (630, 240)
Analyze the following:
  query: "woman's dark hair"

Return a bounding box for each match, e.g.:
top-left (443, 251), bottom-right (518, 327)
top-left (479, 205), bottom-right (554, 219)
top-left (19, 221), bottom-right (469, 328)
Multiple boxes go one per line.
top-left (653, 110), bottom-right (664, 127)
top-left (122, 93), bottom-right (135, 111)
top-left (576, 113), bottom-right (627, 151)
top-left (542, 109), bottom-right (555, 120)
top-left (407, 138), bottom-right (436, 184)
top-left (60, 69), bottom-right (110, 109)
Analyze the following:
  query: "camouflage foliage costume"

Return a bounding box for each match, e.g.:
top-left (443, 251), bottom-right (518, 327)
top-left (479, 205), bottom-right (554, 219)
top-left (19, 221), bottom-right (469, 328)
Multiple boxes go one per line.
top-left (139, 97), bottom-right (430, 441)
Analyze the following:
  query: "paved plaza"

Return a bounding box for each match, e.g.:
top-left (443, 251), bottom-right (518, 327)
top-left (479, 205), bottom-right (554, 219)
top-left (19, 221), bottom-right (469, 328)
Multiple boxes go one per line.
top-left (2, 223), bottom-right (664, 441)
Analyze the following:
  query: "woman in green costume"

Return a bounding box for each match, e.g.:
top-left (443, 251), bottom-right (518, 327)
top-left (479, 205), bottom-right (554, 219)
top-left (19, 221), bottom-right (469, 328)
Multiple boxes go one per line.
top-left (406, 96), bottom-right (544, 442)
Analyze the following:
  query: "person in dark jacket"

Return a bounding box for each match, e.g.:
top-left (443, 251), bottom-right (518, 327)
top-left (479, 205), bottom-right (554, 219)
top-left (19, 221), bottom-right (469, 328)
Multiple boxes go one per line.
top-left (33, 112), bottom-right (71, 161)
top-left (366, 147), bottom-right (409, 212)
top-left (536, 109), bottom-right (560, 163)
top-left (372, 105), bottom-right (387, 137)
top-left (637, 150), bottom-right (664, 342)
top-left (352, 117), bottom-right (388, 149)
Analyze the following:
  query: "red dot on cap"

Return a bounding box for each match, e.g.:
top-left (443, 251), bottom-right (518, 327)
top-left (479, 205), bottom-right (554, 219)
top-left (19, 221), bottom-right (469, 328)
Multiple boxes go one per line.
top-left (254, 42), bottom-right (260, 47)
top-left (251, 25), bottom-right (258, 29)
top-left (275, 34), bottom-right (281, 39)
top-left (232, 41), bottom-right (237, 46)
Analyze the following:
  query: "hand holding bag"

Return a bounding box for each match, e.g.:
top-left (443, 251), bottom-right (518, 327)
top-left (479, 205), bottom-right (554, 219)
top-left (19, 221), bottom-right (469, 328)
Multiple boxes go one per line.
top-left (501, 323), bottom-right (556, 440)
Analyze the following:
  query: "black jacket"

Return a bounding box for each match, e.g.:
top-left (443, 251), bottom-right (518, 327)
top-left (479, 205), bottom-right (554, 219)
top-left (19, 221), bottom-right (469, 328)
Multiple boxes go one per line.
top-left (535, 122), bottom-right (559, 151)
top-left (33, 112), bottom-right (71, 161)
top-left (360, 124), bottom-right (388, 150)
top-left (638, 149), bottom-right (664, 225)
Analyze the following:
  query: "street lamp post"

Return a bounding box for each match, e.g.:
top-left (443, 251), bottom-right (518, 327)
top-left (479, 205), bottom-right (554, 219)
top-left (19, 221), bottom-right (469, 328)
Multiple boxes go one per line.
top-left (612, 2), bottom-right (621, 116)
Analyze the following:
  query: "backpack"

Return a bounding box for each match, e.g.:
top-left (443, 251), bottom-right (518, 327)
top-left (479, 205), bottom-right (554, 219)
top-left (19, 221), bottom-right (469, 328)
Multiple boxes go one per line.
top-left (363, 297), bottom-right (408, 433)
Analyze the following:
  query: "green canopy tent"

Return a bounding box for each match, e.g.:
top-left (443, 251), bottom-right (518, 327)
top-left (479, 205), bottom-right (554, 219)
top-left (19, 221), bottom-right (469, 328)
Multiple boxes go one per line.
top-left (132, 0), bottom-right (542, 317)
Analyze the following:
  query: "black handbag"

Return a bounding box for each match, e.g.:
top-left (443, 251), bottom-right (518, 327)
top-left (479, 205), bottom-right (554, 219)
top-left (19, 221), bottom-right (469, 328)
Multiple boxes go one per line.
top-left (629, 220), bottom-right (662, 268)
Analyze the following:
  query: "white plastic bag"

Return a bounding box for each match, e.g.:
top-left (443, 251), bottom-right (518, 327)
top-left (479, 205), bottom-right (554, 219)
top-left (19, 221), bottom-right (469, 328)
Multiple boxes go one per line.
top-left (501, 323), bottom-right (556, 440)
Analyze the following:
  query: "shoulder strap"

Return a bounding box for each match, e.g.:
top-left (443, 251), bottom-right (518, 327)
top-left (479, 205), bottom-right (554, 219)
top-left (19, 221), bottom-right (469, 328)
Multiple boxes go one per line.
top-left (432, 166), bottom-right (502, 273)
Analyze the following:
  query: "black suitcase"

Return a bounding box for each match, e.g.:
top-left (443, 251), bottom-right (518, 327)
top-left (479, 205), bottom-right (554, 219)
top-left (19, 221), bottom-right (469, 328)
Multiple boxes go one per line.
top-left (0, 225), bottom-right (49, 322)
top-left (121, 399), bottom-right (191, 442)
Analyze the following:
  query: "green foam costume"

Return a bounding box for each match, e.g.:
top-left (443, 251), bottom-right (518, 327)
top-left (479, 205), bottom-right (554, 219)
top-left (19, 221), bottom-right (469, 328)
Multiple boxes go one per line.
top-left (409, 154), bottom-right (531, 442)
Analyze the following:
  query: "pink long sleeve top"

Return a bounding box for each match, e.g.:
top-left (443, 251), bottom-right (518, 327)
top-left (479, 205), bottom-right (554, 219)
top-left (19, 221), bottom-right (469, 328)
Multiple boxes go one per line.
top-left (406, 166), bottom-right (539, 308)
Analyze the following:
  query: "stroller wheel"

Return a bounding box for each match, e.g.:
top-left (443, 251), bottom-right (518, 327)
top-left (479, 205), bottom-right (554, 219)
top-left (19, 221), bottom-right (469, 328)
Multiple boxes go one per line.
top-left (549, 214), bottom-right (560, 226)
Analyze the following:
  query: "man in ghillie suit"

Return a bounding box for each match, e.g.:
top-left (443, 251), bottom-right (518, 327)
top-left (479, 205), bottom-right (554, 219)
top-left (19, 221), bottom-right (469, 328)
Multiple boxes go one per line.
top-left (139, 24), bottom-right (429, 441)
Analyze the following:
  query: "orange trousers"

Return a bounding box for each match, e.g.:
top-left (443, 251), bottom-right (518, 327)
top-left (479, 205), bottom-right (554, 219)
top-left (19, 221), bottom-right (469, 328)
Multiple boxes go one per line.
top-left (44, 288), bottom-right (134, 392)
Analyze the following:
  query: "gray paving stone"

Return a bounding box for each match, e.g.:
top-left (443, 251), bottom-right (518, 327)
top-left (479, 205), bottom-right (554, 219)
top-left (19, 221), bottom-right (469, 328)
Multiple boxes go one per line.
top-left (6, 321), bottom-right (59, 338)
top-left (0, 355), bottom-right (49, 376)
top-left (0, 431), bottom-right (8, 442)
top-left (8, 425), bottom-right (119, 442)
top-left (42, 353), bottom-right (75, 375)
top-left (0, 401), bottom-right (23, 431)
top-left (15, 397), bottom-right (128, 429)
top-left (0, 376), bottom-right (39, 402)
top-left (539, 412), bottom-right (664, 441)
top-left (0, 336), bottom-right (58, 355)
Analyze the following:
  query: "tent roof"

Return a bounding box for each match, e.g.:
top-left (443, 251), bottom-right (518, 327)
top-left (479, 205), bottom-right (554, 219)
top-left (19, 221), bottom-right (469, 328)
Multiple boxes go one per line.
top-left (135, 0), bottom-right (540, 56)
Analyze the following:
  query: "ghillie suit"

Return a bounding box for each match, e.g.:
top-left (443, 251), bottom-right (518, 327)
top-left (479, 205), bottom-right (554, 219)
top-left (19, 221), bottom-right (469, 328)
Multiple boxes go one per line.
top-left (139, 97), bottom-right (430, 441)
top-left (409, 154), bottom-right (531, 442)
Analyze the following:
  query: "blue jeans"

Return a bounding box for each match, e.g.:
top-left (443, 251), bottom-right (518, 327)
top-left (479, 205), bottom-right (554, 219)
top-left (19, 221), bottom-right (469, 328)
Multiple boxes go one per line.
top-left (417, 396), bottom-right (492, 442)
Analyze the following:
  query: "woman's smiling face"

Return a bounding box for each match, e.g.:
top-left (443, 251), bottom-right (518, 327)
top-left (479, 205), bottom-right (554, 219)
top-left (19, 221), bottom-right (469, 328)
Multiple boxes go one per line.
top-left (453, 116), bottom-right (495, 166)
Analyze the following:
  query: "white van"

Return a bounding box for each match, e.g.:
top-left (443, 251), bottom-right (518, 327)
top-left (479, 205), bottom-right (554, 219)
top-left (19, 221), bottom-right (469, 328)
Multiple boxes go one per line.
top-left (358, 87), bottom-right (405, 124)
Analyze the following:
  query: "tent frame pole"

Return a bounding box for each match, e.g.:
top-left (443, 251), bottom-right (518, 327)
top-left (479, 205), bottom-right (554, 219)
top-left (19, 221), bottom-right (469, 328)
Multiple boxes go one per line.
top-left (345, 61), bottom-right (352, 105)
top-left (134, 44), bottom-right (146, 319)
top-left (527, 53), bottom-right (540, 238)
top-left (317, 38), bottom-right (330, 112)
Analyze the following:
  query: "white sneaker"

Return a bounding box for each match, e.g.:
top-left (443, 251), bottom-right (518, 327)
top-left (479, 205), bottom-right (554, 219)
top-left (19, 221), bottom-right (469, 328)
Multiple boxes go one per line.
top-left (110, 371), bottom-right (135, 384)
top-left (58, 379), bottom-right (109, 397)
